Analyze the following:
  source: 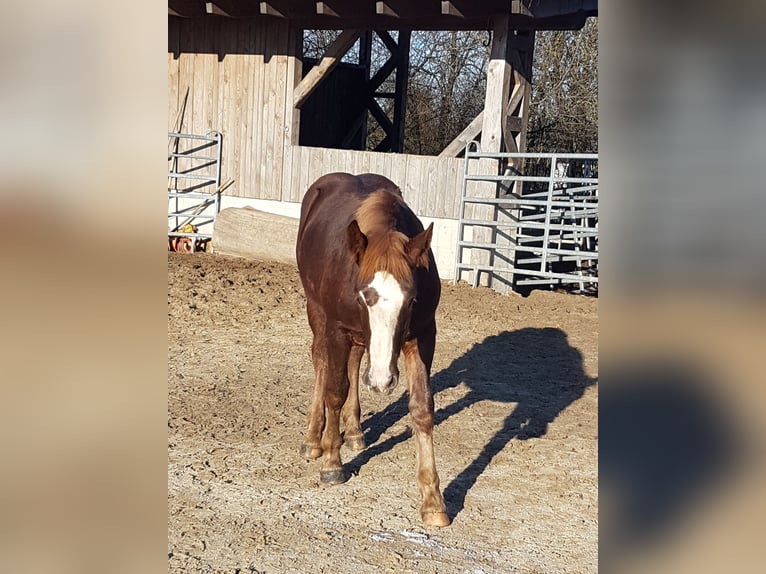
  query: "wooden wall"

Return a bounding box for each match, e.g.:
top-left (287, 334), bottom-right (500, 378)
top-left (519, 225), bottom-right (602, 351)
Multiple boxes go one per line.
top-left (168, 17), bottom-right (464, 219)
top-left (281, 146), bottom-right (464, 219)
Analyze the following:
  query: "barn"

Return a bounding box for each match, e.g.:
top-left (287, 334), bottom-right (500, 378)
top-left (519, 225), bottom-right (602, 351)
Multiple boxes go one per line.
top-left (168, 1), bottom-right (598, 292)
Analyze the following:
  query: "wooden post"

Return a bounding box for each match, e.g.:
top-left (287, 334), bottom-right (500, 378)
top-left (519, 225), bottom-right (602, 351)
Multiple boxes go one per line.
top-left (461, 14), bottom-right (535, 292)
top-left (463, 13), bottom-right (512, 287)
top-left (481, 14), bottom-right (512, 156)
top-left (504, 29), bottom-right (535, 175)
top-left (391, 30), bottom-right (410, 153)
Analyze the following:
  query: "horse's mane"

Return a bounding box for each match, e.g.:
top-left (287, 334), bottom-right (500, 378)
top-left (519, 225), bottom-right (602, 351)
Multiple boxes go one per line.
top-left (355, 190), bottom-right (412, 284)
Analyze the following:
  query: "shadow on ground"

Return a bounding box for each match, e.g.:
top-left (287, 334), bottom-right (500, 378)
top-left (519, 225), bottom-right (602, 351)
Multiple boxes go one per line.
top-left (347, 327), bottom-right (596, 522)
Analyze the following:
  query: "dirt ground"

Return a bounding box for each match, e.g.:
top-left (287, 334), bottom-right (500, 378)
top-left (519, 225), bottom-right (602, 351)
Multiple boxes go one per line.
top-left (168, 252), bottom-right (598, 574)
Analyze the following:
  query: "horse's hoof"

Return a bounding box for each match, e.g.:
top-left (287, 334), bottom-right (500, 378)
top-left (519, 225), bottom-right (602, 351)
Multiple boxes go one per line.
top-left (300, 443), bottom-right (322, 460)
top-left (421, 511), bottom-right (451, 527)
top-left (319, 468), bottom-right (346, 485)
top-left (344, 435), bottom-right (366, 451)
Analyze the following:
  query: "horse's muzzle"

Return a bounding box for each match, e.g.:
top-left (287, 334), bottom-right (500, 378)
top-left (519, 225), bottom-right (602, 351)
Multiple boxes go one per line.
top-left (366, 372), bottom-right (398, 395)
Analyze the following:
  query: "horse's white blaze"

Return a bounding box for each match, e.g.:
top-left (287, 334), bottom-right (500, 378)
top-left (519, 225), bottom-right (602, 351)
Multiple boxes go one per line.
top-left (363, 271), bottom-right (405, 389)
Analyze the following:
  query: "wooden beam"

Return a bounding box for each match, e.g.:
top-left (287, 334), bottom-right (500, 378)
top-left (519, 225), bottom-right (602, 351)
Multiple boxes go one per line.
top-left (206, 2), bottom-right (233, 17)
top-left (259, 1), bottom-right (306, 19)
top-left (204, 1), bottom-right (262, 18)
top-left (440, 1), bottom-right (463, 18)
top-left (481, 14), bottom-right (512, 154)
top-left (375, 1), bottom-right (425, 19)
top-left (369, 55), bottom-right (398, 91)
top-left (316, 1), bottom-right (367, 18)
top-left (440, 0), bottom-right (508, 19)
top-left (438, 110), bottom-right (483, 157)
top-left (259, 2), bottom-right (285, 18)
top-left (293, 29), bottom-right (361, 109)
top-left (513, 0), bottom-right (598, 19)
top-left (503, 30), bottom-right (535, 158)
top-left (376, 29), bottom-right (400, 54)
top-left (168, 1), bottom-right (206, 18)
top-left (367, 97), bottom-right (395, 137)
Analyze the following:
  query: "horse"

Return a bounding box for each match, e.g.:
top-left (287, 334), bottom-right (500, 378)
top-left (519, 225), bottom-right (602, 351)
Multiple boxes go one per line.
top-left (295, 172), bottom-right (450, 527)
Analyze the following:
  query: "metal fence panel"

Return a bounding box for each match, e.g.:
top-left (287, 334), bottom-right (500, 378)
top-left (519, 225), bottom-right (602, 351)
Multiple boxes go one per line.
top-left (454, 142), bottom-right (598, 294)
top-left (167, 131), bottom-right (223, 252)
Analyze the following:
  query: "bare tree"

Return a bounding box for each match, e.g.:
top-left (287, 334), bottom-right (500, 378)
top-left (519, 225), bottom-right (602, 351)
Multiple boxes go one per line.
top-left (528, 19), bottom-right (598, 153)
top-left (404, 31), bottom-right (489, 155)
top-left (302, 20), bottom-right (598, 155)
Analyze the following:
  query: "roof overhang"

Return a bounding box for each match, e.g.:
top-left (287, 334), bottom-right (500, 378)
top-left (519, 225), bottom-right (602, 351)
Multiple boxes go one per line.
top-left (168, 1), bottom-right (597, 31)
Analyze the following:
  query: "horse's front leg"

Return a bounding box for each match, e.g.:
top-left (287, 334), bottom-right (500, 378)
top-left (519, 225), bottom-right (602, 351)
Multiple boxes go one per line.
top-left (318, 331), bottom-right (351, 484)
top-left (342, 344), bottom-right (366, 451)
top-left (403, 324), bottom-right (450, 527)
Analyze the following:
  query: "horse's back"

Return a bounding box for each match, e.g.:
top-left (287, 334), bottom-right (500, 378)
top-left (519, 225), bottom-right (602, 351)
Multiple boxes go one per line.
top-left (296, 172), bottom-right (437, 307)
top-left (297, 173), bottom-right (410, 263)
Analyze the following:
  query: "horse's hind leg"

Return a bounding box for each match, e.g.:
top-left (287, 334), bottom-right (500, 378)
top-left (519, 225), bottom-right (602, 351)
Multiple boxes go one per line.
top-left (403, 322), bottom-right (450, 527)
top-left (301, 299), bottom-right (326, 460)
top-left (342, 345), bottom-right (366, 451)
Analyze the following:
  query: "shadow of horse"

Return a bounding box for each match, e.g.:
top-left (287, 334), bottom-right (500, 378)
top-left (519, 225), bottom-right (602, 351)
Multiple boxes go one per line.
top-left (346, 327), bottom-right (597, 522)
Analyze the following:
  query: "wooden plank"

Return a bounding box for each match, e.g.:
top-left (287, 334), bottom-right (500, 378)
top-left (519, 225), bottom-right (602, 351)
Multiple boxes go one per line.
top-left (242, 20), bottom-right (256, 200)
top-left (189, 20), bottom-right (204, 134)
top-left (430, 158), bottom-right (447, 218)
top-left (223, 21), bottom-right (238, 196)
top-left (420, 157), bottom-right (444, 216)
top-left (402, 155), bottom-right (420, 214)
top-left (292, 29), bottom-right (361, 108)
top-left (232, 24), bottom-right (245, 199)
top-left (308, 147), bottom-right (324, 191)
top-left (202, 19), bottom-right (215, 132)
top-left (272, 21), bottom-right (289, 201)
top-left (252, 21), bottom-right (265, 199)
top-left (447, 156), bottom-right (462, 219)
top-left (259, 22), bottom-right (273, 198)
top-left (281, 140), bottom-right (295, 203)
top-left (267, 24), bottom-right (279, 199)
top-left (264, 22), bottom-right (278, 199)
top-left (438, 110), bottom-right (483, 157)
top-left (299, 146), bottom-right (313, 198)
top-left (167, 18), bottom-right (180, 130)
top-left (180, 22), bottom-right (195, 136)
top-left (284, 26), bottom-right (302, 146)
top-left (291, 146), bottom-right (304, 202)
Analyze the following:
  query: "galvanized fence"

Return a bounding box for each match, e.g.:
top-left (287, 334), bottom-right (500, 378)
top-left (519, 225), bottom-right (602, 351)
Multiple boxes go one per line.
top-left (454, 141), bottom-right (598, 294)
top-left (168, 131), bottom-right (222, 251)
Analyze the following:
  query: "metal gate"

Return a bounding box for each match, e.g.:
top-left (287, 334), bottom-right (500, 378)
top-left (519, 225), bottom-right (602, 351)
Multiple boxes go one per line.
top-left (168, 131), bottom-right (223, 251)
top-left (454, 141), bottom-right (598, 294)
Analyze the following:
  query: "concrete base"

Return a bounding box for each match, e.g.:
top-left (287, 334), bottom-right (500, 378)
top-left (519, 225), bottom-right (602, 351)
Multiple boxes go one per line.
top-left (215, 197), bottom-right (459, 281)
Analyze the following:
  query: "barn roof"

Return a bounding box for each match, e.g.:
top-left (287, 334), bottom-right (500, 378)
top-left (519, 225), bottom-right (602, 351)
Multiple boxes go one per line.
top-left (168, 1), bottom-right (597, 31)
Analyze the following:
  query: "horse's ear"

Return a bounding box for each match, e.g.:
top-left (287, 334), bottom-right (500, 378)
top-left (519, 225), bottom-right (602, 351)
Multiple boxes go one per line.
top-left (406, 223), bottom-right (433, 269)
top-left (346, 220), bottom-right (368, 265)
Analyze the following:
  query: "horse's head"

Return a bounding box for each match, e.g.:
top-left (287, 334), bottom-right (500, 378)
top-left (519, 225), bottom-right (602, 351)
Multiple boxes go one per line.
top-left (347, 220), bottom-right (433, 394)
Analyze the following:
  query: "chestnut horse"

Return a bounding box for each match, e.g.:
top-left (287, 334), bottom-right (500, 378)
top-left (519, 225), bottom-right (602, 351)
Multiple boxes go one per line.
top-left (296, 173), bottom-right (450, 527)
